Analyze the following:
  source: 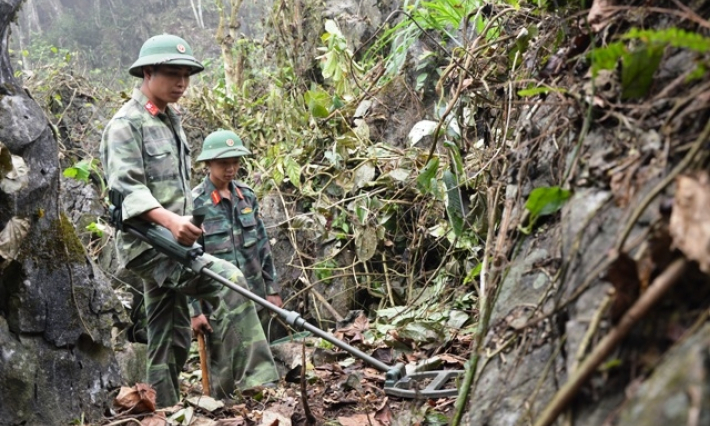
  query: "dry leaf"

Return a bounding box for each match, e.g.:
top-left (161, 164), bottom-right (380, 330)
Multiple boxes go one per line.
top-left (637, 220), bottom-right (674, 292)
top-left (337, 413), bottom-right (383, 426)
top-left (185, 395), bottom-right (224, 412)
top-left (140, 412), bottom-right (165, 426)
top-left (214, 418), bottom-right (247, 426)
top-left (0, 217), bottom-right (30, 261)
top-left (605, 251), bottom-right (640, 324)
top-left (669, 173), bottom-right (710, 272)
top-left (259, 409), bottom-right (291, 426)
top-left (114, 383), bottom-right (156, 414)
top-left (374, 398), bottom-right (393, 426)
top-left (334, 311), bottom-right (370, 342)
top-left (588, 0), bottom-right (617, 32)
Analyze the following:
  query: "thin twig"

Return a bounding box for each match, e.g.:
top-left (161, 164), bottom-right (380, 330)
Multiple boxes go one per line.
top-left (451, 185), bottom-right (500, 426)
top-left (425, 7), bottom-right (517, 167)
top-left (572, 294), bottom-right (612, 374)
top-left (103, 418), bottom-right (143, 426)
top-left (273, 184), bottom-right (344, 322)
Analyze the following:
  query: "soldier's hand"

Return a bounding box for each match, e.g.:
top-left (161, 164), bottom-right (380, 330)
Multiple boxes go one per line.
top-left (191, 314), bottom-right (213, 335)
top-left (266, 294), bottom-right (283, 308)
top-left (170, 215), bottom-right (203, 246)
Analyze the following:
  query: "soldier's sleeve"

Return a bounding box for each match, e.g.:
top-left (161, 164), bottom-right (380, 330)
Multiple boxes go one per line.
top-left (253, 196), bottom-right (279, 294)
top-left (188, 297), bottom-right (203, 317)
top-left (101, 117), bottom-right (162, 221)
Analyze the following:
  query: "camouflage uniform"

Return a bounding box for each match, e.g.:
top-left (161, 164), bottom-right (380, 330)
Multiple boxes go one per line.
top-left (191, 178), bottom-right (280, 329)
top-left (190, 178), bottom-right (281, 396)
top-left (100, 88), bottom-right (278, 406)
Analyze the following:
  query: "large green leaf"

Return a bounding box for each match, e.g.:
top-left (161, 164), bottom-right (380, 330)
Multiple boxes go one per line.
top-left (521, 186), bottom-right (571, 234)
top-left (62, 158), bottom-right (96, 182)
top-left (284, 156), bottom-right (302, 189)
top-left (304, 89), bottom-right (331, 118)
top-left (621, 44), bottom-right (664, 99)
top-left (525, 186), bottom-right (571, 217)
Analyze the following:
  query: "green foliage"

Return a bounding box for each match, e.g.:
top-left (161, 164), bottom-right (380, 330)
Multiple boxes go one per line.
top-left (85, 221), bottom-right (107, 238)
top-left (517, 86), bottom-right (567, 97)
top-left (62, 158), bottom-right (94, 182)
top-left (590, 27), bottom-right (710, 99)
top-left (314, 259), bottom-right (339, 284)
top-left (520, 186), bottom-right (571, 234)
top-left (372, 278), bottom-right (473, 347)
top-left (316, 20), bottom-right (364, 98)
top-left (63, 158), bottom-right (106, 196)
top-left (621, 44), bottom-right (664, 99)
top-left (365, 0), bottom-right (488, 81)
top-left (622, 27), bottom-right (710, 52)
top-left (444, 169), bottom-right (464, 237)
top-left (304, 87), bottom-right (335, 118)
top-left (417, 157), bottom-right (440, 195)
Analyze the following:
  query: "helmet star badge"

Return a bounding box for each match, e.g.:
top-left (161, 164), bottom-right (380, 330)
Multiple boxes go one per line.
top-left (225, 139), bottom-right (235, 147)
top-left (176, 44), bottom-right (186, 53)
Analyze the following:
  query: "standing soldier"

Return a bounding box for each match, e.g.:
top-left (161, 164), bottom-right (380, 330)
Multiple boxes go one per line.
top-left (190, 130), bottom-right (284, 386)
top-left (100, 35), bottom-right (279, 406)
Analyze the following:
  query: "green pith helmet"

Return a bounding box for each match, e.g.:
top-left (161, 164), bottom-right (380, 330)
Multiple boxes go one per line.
top-left (128, 34), bottom-right (204, 78)
top-left (196, 130), bottom-right (251, 162)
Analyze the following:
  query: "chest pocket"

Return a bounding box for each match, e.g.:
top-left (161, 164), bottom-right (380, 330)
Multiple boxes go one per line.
top-left (236, 202), bottom-right (258, 248)
top-left (144, 137), bottom-right (179, 182)
top-left (202, 217), bottom-right (234, 256)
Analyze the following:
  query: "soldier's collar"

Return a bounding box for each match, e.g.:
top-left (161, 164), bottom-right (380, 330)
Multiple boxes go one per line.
top-left (132, 88), bottom-right (181, 117)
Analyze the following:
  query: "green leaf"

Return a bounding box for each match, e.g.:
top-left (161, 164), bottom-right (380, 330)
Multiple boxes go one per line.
top-left (62, 159), bottom-right (94, 182)
top-left (622, 27), bottom-right (710, 53)
top-left (525, 186), bottom-right (571, 218)
top-left (425, 411), bottom-right (451, 426)
top-left (272, 163), bottom-right (285, 185)
top-left (416, 157), bottom-right (439, 194)
top-left (444, 169), bottom-right (464, 237)
top-left (85, 222), bottom-right (105, 238)
top-left (517, 86), bottom-right (567, 97)
top-left (284, 156), bottom-right (302, 189)
top-left (621, 44), bottom-right (664, 99)
top-left (521, 186), bottom-right (571, 234)
top-left (590, 42), bottom-right (626, 76)
top-left (415, 73), bottom-right (428, 91)
top-left (304, 89), bottom-right (331, 118)
top-left (687, 63), bottom-right (707, 82)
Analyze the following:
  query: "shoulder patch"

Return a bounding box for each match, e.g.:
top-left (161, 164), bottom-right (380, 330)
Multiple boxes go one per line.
top-left (144, 101), bottom-right (160, 116)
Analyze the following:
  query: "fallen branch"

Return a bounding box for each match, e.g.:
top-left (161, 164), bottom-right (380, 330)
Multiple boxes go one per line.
top-left (533, 258), bottom-right (688, 426)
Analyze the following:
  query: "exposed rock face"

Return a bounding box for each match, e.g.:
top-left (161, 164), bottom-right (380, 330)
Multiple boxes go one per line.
top-left (618, 323), bottom-right (710, 426)
top-left (0, 1), bottom-right (124, 424)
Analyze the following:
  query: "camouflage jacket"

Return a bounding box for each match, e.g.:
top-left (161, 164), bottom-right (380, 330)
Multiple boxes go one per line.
top-left (190, 177), bottom-right (278, 316)
top-left (100, 88), bottom-right (193, 281)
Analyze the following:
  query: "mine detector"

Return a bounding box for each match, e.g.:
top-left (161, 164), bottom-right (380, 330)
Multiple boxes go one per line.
top-left (108, 189), bottom-right (463, 399)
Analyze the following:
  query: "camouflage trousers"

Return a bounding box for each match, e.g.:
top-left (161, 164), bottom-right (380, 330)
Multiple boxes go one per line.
top-left (200, 286), bottom-right (281, 399)
top-left (128, 250), bottom-right (279, 407)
